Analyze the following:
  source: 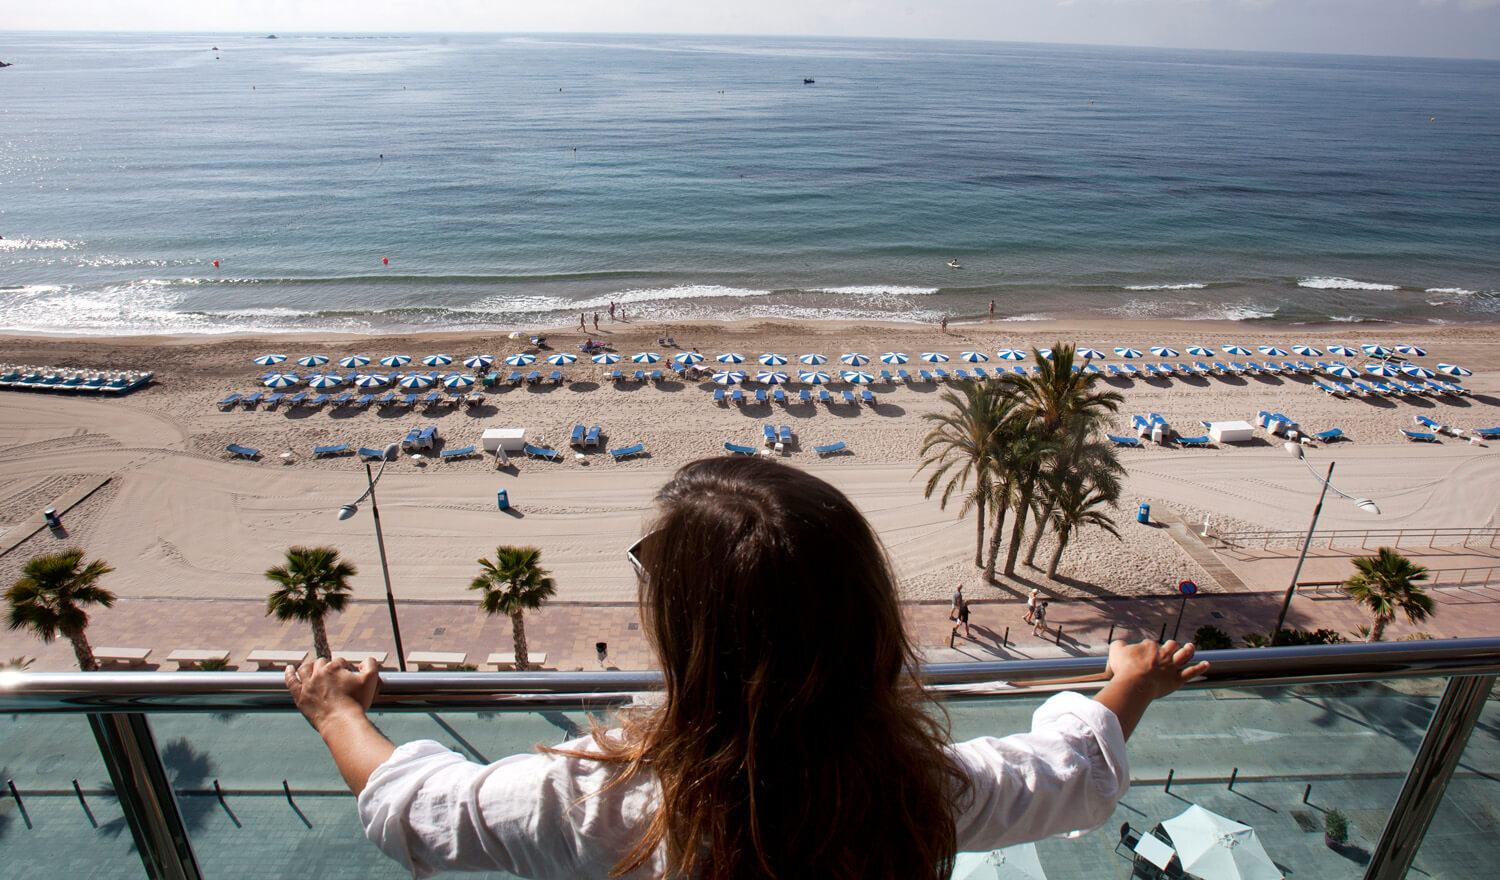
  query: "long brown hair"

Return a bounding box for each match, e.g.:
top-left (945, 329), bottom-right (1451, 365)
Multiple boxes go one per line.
top-left (571, 456), bottom-right (969, 879)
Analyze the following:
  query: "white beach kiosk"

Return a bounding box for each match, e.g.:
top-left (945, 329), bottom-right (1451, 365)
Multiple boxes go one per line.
top-left (1204, 420), bottom-right (1255, 444)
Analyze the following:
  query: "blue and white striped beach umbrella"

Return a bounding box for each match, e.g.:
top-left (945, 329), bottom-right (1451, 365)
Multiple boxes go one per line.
top-left (1037, 349), bottom-right (1054, 360)
top-left (799, 370), bottom-right (831, 385)
top-left (1401, 363), bottom-right (1436, 379)
top-left (1327, 344), bottom-right (1358, 357)
top-left (263, 373), bottom-right (299, 388)
top-left (841, 370), bottom-right (875, 385)
top-left (1395, 344), bottom-right (1426, 358)
top-left (1257, 346), bottom-right (1289, 357)
top-left (798, 353), bottom-right (828, 365)
top-left (505, 353), bottom-right (536, 366)
top-left (712, 370), bottom-right (745, 385)
top-left (715, 352), bottom-right (745, 364)
top-left (840, 352), bottom-right (871, 365)
top-left (398, 373), bottom-right (434, 389)
top-left (463, 355), bottom-right (494, 369)
top-left (673, 351), bottom-right (704, 364)
top-left (880, 352), bottom-right (910, 364)
top-left (995, 349), bottom-right (1027, 360)
top-left (758, 353), bottom-right (788, 366)
top-left (421, 354), bottom-right (453, 367)
top-left (353, 373), bottom-right (388, 388)
top-left (755, 371), bottom-right (789, 385)
top-left (1114, 347), bottom-right (1144, 359)
top-left (920, 352), bottom-right (950, 363)
top-left (1361, 344), bottom-right (1393, 358)
top-left (1186, 345), bottom-right (1214, 357)
top-left (592, 353), bottom-right (621, 364)
top-left (633, 352), bottom-right (662, 363)
top-left (1437, 363), bottom-right (1472, 377)
top-left (1149, 346), bottom-right (1178, 358)
top-left (1077, 347), bottom-right (1106, 360)
top-left (307, 373), bottom-right (343, 389)
top-left (1292, 345), bottom-right (1322, 357)
top-left (1365, 363), bottom-right (1400, 378)
top-left (443, 374), bottom-right (476, 389)
top-left (297, 355), bottom-right (329, 367)
top-left (960, 351), bottom-right (990, 362)
top-left (1325, 364), bottom-right (1358, 379)
top-left (380, 355), bottom-right (411, 367)
top-left (1221, 344), bottom-right (1252, 356)
top-left (547, 353), bottom-right (578, 365)
top-left (254, 354), bottom-right (288, 366)
top-left (338, 355), bottom-right (370, 369)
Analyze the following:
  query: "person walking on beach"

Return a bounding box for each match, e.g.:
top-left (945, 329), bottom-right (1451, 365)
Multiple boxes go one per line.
top-left (1032, 600), bottom-right (1049, 637)
top-left (288, 457), bottom-right (1207, 879)
top-left (951, 583), bottom-right (965, 621)
top-left (940, 316), bottom-right (948, 334)
top-left (609, 301), bottom-right (616, 322)
top-left (579, 313), bottom-right (587, 331)
top-left (1023, 588), bottom-right (1040, 624)
top-left (593, 312), bottom-right (600, 332)
top-left (989, 299), bottom-right (995, 321)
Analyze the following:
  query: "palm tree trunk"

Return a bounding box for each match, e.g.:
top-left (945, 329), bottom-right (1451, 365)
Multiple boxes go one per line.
top-left (1046, 529), bottom-right (1070, 579)
top-left (311, 617), bottom-right (331, 660)
top-left (1003, 484), bottom-right (1034, 577)
top-left (984, 499), bottom-right (1007, 583)
top-left (1025, 499), bottom-right (1055, 567)
top-left (63, 625), bottom-right (97, 671)
top-left (1368, 614), bottom-right (1389, 643)
top-left (511, 610), bottom-right (530, 670)
top-left (973, 494), bottom-right (986, 568)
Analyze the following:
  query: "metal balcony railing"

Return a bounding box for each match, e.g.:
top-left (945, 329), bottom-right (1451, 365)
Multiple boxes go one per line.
top-left (1213, 525), bottom-right (1500, 552)
top-left (3, 637), bottom-right (1498, 880)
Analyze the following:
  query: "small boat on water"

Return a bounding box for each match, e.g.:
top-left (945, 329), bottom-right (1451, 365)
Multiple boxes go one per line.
top-left (803, 78), bottom-right (815, 84)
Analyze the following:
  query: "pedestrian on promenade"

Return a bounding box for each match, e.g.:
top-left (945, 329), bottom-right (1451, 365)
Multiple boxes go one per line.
top-left (1023, 588), bottom-right (1039, 624)
top-left (957, 599), bottom-right (972, 639)
top-left (287, 456), bottom-right (1207, 879)
top-left (951, 583), bottom-right (964, 621)
top-left (1032, 600), bottom-right (1049, 637)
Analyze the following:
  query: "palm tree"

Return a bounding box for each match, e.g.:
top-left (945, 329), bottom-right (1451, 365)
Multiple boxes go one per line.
top-left (919, 381), bottom-right (1010, 567)
top-left (265, 546), bottom-right (357, 660)
top-left (1342, 547), bottom-right (1433, 642)
top-left (981, 423), bottom-right (1046, 583)
top-left (997, 344), bottom-right (1123, 576)
top-left (1024, 428), bottom-right (1124, 568)
top-left (1043, 469), bottom-right (1122, 578)
top-left (471, 546), bottom-right (556, 671)
top-left (6, 549), bottom-right (116, 671)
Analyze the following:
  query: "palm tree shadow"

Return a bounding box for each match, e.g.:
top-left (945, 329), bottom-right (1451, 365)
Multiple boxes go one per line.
top-left (99, 737), bottom-right (217, 841)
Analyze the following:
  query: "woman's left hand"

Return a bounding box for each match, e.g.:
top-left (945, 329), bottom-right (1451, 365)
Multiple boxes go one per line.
top-left (286, 656), bottom-right (381, 733)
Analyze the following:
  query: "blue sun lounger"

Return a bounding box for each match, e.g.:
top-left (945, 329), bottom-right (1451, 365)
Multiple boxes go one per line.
top-left (1400, 428), bottom-right (1438, 443)
top-left (778, 425), bottom-right (792, 445)
top-left (241, 392), bottom-right (264, 407)
top-left (217, 393), bottom-right (242, 410)
top-left (226, 444), bottom-right (259, 459)
top-left (724, 442), bottom-right (758, 455)
top-left (842, 390), bottom-right (857, 405)
top-left (401, 428), bottom-right (422, 449)
top-left (264, 392), bottom-right (285, 407)
top-left (440, 445), bottom-right (476, 460)
top-left (1474, 426), bottom-right (1500, 440)
top-left (1415, 415), bottom-right (1454, 436)
top-left (524, 444), bottom-right (562, 461)
top-left (354, 393), bottom-right (374, 407)
top-left (1311, 428), bottom-right (1345, 442)
top-left (730, 388), bottom-right (744, 405)
top-left (332, 392), bottom-right (354, 406)
top-left (799, 389), bottom-right (813, 403)
top-left (308, 393), bottom-right (331, 407)
top-left (1107, 434), bottom-right (1142, 447)
top-left (861, 389), bottom-right (876, 405)
top-left (772, 387), bottom-right (787, 404)
top-left (814, 441), bottom-right (848, 456)
top-left (359, 447), bottom-right (389, 461)
top-left (314, 444), bottom-right (351, 457)
top-left (1176, 436), bottom-right (1211, 447)
top-left (586, 426), bottom-right (601, 447)
top-left (713, 388), bottom-right (726, 404)
top-left (818, 389), bottom-right (832, 404)
top-left (570, 425), bottom-right (587, 446)
top-left (610, 443), bottom-right (645, 460)
top-left (763, 425), bottom-right (777, 445)
top-left (755, 389), bottom-right (767, 403)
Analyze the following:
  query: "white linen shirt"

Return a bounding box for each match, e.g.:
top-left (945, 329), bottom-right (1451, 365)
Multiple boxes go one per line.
top-left (358, 691), bottom-right (1128, 879)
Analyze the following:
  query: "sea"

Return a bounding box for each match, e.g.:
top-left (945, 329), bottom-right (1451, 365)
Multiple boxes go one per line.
top-left (2, 32), bottom-right (1499, 336)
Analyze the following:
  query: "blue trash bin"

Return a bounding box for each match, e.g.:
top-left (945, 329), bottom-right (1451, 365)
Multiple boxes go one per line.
top-left (496, 489), bottom-right (510, 510)
top-left (1137, 502), bottom-right (1150, 524)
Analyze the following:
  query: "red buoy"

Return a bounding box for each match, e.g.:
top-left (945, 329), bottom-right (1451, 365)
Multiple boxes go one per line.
top-left (382, 257), bottom-right (389, 265)
top-left (212, 260), bottom-right (219, 267)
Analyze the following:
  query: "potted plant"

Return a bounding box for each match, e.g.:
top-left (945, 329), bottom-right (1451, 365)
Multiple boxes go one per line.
top-left (1324, 808), bottom-right (1349, 847)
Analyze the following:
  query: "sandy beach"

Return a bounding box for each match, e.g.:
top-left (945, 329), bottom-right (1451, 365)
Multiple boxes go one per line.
top-left (1, 317), bottom-right (1497, 664)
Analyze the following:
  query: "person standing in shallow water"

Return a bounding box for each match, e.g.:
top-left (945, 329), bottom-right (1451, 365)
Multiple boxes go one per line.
top-left (288, 457), bottom-right (1207, 880)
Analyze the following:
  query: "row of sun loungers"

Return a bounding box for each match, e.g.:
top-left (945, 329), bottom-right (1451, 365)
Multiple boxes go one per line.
top-left (95, 647), bottom-right (548, 671)
top-left (218, 390), bottom-right (486, 411)
top-left (0, 366), bottom-right (152, 395)
top-left (1314, 378), bottom-right (1467, 398)
top-left (714, 387), bottom-right (879, 407)
top-left (725, 436), bottom-right (849, 456)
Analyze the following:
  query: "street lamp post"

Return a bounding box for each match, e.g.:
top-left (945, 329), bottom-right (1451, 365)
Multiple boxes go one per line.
top-left (338, 442), bottom-right (407, 671)
top-left (1271, 443), bottom-right (1381, 643)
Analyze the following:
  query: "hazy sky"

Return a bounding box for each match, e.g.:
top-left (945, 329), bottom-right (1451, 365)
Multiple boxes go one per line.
top-left (4, 0), bottom-right (1500, 60)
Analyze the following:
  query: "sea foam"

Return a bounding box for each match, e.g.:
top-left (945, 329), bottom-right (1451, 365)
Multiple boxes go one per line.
top-left (1298, 277), bottom-right (1399, 291)
top-left (814, 285), bottom-right (941, 297)
top-left (0, 237), bottom-right (80, 251)
top-left (1123, 282), bottom-right (1207, 291)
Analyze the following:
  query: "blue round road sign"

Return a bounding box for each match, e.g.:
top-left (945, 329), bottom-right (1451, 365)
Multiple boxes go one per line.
top-left (1178, 580), bottom-right (1198, 596)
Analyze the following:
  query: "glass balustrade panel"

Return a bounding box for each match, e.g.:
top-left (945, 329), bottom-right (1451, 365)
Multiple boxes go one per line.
top-left (0, 713), bottom-right (146, 879)
top-left (1406, 679), bottom-right (1500, 880)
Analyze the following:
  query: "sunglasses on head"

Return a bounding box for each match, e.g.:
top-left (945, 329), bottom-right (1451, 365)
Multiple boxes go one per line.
top-left (626, 531), bottom-right (656, 580)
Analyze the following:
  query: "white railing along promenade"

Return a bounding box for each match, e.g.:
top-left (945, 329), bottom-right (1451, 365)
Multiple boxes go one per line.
top-left (1214, 525), bottom-right (1500, 553)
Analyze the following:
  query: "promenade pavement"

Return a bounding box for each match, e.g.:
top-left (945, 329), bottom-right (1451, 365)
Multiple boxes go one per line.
top-left (4, 580), bottom-right (1497, 672)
